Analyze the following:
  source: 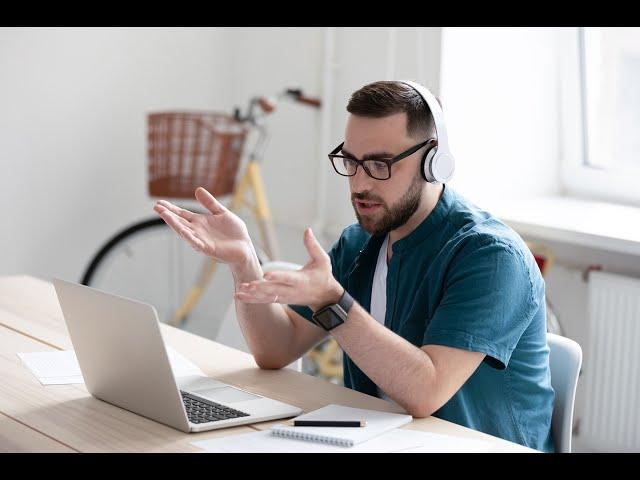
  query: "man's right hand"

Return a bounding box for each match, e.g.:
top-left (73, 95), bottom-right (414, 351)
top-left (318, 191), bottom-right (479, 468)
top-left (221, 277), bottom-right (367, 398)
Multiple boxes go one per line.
top-left (153, 187), bottom-right (256, 270)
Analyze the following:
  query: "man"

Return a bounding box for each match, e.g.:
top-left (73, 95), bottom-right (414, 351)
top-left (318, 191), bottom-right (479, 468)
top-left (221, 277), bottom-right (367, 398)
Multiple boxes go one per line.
top-left (154, 80), bottom-right (555, 452)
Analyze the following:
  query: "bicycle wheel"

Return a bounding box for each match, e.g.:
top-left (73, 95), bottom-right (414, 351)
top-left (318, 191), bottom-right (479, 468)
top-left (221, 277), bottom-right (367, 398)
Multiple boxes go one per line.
top-left (81, 218), bottom-right (166, 287)
top-left (80, 216), bottom-right (270, 331)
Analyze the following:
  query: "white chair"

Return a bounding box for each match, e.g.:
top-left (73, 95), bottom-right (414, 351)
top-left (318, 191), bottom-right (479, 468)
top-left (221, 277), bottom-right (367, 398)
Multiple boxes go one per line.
top-left (216, 261), bottom-right (303, 372)
top-left (547, 332), bottom-right (582, 453)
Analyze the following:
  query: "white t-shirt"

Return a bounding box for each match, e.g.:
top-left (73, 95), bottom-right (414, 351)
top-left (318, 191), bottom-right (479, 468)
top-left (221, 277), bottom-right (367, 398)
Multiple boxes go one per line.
top-left (369, 234), bottom-right (397, 404)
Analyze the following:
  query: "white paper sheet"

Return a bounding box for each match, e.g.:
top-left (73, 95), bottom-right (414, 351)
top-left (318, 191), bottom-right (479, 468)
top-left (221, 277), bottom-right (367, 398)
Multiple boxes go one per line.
top-left (386, 429), bottom-right (493, 453)
top-left (165, 348), bottom-right (207, 377)
top-left (17, 347), bottom-right (205, 385)
top-left (191, 428), bottom-right (421, 453)
top-left (191, 428), bottom-right (493, 453)
top-left (16, 350), bottom-right (83, 385)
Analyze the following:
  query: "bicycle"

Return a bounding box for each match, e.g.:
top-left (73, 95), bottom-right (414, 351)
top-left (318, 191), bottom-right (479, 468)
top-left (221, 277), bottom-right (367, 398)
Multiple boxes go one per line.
top-left (80, 88), bottom-right (321, 330)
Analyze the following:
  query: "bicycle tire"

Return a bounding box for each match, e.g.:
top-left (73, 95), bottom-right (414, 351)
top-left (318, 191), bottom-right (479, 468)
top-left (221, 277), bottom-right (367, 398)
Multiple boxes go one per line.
top-left (80, 217), bottom-right (167, 286)
top-left (81, 216), bottom-right (270, 287)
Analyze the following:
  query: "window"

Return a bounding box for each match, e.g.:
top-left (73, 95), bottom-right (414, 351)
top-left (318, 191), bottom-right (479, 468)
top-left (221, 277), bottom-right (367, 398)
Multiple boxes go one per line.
top-left (560, 28), bottom-right (640, 206)
top-left (582, 28), bottom-right (640, 171)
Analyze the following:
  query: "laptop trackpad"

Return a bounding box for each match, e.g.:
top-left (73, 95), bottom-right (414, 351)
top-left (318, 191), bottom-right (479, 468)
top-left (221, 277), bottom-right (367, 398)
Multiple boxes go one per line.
top-left (197, 386), bottom-right (261, 404)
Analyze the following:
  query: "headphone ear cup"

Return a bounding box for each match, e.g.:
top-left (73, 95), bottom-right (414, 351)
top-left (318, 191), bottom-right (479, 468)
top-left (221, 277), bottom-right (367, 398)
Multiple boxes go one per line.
top-left (431, 152), bottom-right (455, 183)
top-left (422, 146), bottom-right (437, 182)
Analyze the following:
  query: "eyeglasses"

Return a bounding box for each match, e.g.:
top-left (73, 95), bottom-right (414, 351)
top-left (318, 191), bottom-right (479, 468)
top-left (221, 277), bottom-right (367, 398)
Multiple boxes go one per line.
top-left (328, 138), bottom-right (436, 180)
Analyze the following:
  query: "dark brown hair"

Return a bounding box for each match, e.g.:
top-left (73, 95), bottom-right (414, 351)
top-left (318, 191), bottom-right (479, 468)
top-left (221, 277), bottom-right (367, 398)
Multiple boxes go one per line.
top-left (346, 80), bottom-right (437, 140)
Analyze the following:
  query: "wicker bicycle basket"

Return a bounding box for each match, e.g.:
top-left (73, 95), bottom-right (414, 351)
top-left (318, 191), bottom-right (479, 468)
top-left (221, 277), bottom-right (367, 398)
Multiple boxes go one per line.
top-left (147, 111), bottom-right (248, 199)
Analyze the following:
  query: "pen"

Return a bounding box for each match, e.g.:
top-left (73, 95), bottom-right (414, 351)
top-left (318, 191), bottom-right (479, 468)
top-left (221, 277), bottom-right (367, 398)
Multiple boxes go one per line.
top-left (287, 420), bottom-right (366, 427)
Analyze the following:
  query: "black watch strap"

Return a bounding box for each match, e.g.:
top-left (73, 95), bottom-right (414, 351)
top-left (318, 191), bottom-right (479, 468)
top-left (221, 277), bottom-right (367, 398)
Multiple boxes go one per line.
top-left (337, 289), bottom-right (354, 314)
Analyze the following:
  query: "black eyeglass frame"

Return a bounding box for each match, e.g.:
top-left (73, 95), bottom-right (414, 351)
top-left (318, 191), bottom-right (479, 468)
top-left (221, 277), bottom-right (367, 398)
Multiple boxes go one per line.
top-left (328, 138), bottom-right (436, 180)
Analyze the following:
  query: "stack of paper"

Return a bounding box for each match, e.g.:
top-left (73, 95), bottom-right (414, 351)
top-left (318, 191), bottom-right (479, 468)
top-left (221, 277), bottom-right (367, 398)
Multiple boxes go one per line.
top-left (16, 350), bottom-right (84, 385)
top-left (191, 403), bottom-right (492, 453)
top-left (191, 428), bottom-right (492, 453)
top-left (17, 347), bottom-right (204, 385)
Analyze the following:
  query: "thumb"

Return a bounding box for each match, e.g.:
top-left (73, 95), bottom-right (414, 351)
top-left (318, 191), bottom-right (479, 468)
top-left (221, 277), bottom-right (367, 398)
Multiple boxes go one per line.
top-left (195, 187), bottom-right (226, 214)
top-left (303, 227), bottom-right (328, 263)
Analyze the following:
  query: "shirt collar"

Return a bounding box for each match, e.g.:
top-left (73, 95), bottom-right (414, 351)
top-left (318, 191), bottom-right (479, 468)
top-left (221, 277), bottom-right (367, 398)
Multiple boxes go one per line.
top-left (390, 183), bottom-right (454, 255)
top-left (350, 184), bottom-right (455, 271)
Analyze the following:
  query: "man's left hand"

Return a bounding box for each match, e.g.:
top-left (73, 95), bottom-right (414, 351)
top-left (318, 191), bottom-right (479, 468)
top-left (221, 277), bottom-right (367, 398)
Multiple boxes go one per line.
top-left (235, 227), bottom-right (344, 312)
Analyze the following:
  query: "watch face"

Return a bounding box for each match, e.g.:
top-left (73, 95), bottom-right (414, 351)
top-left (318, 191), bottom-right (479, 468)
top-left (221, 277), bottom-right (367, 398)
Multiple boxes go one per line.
top-left (313, 305), bottom-right (345, 331)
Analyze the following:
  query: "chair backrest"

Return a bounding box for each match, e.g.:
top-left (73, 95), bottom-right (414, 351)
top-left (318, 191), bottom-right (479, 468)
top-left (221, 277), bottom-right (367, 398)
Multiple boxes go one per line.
top-left (547, 332), bottom-right (582, 453)
top-left (216, 261), bottom-right (303, 372)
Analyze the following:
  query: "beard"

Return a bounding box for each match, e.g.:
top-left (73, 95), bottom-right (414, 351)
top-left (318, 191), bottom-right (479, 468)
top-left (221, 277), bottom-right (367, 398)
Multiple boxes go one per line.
top-left (352, 174), bottom-right (423, 236)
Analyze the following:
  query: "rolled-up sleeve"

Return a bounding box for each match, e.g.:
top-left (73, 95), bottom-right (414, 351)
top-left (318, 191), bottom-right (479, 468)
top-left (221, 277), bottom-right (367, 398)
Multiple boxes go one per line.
top-left (423, 236), bottom-right (542, 370)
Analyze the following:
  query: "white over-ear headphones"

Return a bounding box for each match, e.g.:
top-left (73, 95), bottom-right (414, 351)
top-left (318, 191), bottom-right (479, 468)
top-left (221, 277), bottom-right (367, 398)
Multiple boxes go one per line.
top-left (399, 80), bottom-right (455, 184)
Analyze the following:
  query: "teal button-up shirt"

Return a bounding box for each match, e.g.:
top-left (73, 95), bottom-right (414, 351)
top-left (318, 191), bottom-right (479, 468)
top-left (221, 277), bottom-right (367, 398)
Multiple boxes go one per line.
top-left (290, 185), bottom-right (555, 452)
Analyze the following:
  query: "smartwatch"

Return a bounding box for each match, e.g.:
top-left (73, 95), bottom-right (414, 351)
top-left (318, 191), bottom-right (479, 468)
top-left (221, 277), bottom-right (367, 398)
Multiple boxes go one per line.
top-left (311, 289), bottom-right (354, 331)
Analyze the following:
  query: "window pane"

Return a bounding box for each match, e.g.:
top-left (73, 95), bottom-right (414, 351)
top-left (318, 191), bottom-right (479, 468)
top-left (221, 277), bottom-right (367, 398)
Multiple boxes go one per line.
top-left (583, 27), bottom-right (640, 171)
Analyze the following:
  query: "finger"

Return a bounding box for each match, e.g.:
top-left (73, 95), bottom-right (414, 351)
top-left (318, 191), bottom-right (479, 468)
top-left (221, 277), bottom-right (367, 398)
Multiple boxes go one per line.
top-left (238, 279), bottom-right (292, 291)
top-left (303, 227), bottom-right (328, 263)
top-left (195, 187), bottom-right (226, 215)
top-left (236, 281), bottom-right (292, 298)
top-left (156, 200), bottom-right (195, 221)
top-left (153, 204), bottom-right (189, 229)
top-left (159, 210), bottom-right (197, 241)
top-left (158, 208), bottom-right (191, 229)
top-left (234, 291), bottom-right (276, 304)
top-left (181, 227), bottom-right (205, 251)
top-left (262, 270), bottom-right (299, 286)
top-left (154, 203), bottom-right (174, 218)
top-left (176, 225), bottom-right (206, 252)
top-left (234, 285), bottom-right (295, 304)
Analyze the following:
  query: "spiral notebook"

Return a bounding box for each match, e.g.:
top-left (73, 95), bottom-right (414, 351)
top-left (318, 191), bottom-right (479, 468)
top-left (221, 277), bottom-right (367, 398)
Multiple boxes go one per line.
top-left (270, 404), bottom-right (413, 447)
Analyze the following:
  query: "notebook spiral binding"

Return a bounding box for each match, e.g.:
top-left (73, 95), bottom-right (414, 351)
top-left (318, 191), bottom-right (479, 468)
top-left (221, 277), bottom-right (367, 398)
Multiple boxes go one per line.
top-left (271, 429), bottom-right (352, 447)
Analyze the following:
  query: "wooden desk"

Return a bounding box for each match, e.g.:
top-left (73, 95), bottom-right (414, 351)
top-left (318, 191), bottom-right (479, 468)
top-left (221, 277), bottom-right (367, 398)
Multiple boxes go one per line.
top-left (0, 275), bottom-right (537, 453)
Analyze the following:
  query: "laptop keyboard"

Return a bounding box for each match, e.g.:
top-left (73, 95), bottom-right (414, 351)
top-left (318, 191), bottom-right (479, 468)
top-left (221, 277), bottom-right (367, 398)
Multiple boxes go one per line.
top-left (180, 390), bottom-right (250, 424)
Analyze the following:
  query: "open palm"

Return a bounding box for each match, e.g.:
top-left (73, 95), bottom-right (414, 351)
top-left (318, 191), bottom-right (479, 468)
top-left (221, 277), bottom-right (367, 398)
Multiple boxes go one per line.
top-left (153, 187), bottom-right (255, 267)
top-left (235, 227), bottom-right (343, 311)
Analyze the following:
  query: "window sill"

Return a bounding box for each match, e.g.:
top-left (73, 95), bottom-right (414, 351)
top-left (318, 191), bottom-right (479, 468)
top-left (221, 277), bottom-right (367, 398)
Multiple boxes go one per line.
top-left (482, 195), bottom-right (640, 257)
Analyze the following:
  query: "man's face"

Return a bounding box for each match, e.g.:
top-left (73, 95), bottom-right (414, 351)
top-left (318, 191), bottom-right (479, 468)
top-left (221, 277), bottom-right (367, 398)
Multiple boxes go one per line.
top-left (343, 112), bottom-right (425, 236)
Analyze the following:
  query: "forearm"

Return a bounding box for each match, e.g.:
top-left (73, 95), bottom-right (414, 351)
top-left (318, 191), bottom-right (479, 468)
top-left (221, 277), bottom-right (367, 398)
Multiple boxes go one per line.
top-left (231, 254), bottom-right (298, 368)
top-left (330, 302), bottom-right (436, 417)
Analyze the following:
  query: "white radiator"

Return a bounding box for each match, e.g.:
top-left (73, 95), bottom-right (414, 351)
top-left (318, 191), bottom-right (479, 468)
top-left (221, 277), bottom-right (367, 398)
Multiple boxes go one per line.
top-left (582, 270), bottom-right (640, 451)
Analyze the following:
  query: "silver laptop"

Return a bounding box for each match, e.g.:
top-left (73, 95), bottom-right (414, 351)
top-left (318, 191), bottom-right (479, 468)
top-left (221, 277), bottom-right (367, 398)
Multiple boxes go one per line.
top-left (52, 279), bottom-right (302, 433)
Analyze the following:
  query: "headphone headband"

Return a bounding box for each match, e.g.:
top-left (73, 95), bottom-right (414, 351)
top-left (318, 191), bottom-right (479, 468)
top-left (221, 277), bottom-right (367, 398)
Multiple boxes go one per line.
top-left (399, 80), bottom-right (455, 183)
top-left (399, 80), bottom-right (450, 157)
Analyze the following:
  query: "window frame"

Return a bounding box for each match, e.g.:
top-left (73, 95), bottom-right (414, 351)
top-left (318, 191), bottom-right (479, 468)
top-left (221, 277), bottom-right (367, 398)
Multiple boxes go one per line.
top-left (559, 27), bottom-right (640, 207)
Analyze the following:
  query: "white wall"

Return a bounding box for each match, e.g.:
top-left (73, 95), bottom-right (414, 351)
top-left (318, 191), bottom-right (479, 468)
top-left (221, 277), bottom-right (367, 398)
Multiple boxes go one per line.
top-left (226, 27), bottom-right (325, 228)
top-left (440, 27), bottom-right (563, 204)
top-left (0, 27), bottom-right (233, 281)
